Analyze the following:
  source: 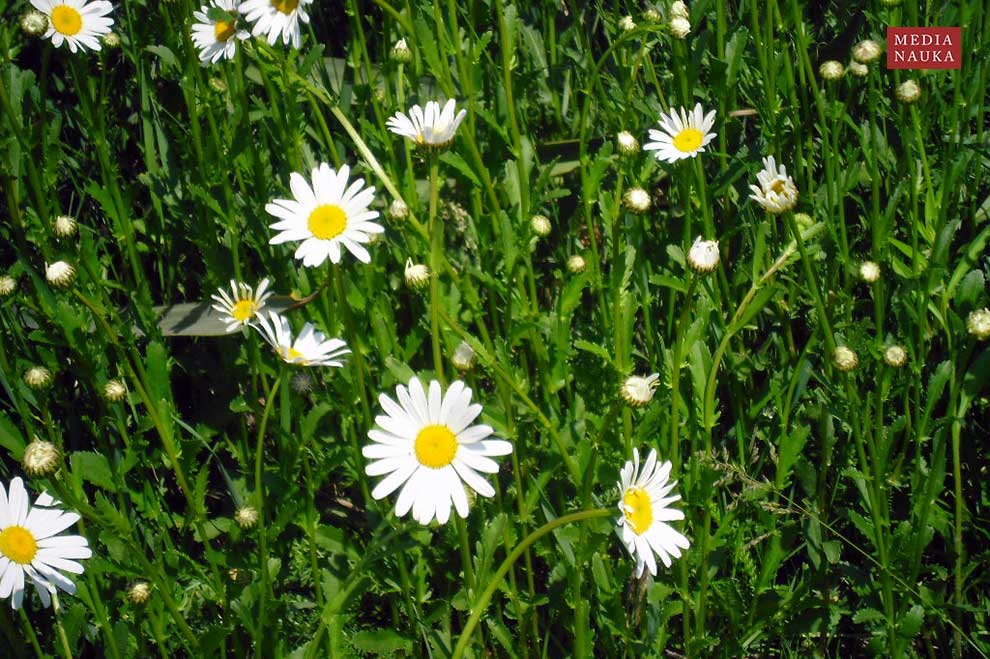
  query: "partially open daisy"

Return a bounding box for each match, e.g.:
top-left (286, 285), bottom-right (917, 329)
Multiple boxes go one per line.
top-left (364, 377), bottom-right (513, 525)
top-left (191, 1), bottom-right (249, 64)
top-left (386, 100), bottom-right (467, 149)
top-left (238, 0), bottom-right (311, 49)
top-left (0, 477), bottom-right (91, 609)
top-left (616, 448), bottom-right (689, 577)
top-left (30, 0), bottom-right (113, 53)
top-left (749, 156), bottom-right (799, 215)
top-left (210, 277), bottom-right (272, 332)
top-left (644, 102), bottom-right (717, 163)
top-left (267, 163), bottom-right (383, 267)
top-left (254, 311), bottom-right (350, 367)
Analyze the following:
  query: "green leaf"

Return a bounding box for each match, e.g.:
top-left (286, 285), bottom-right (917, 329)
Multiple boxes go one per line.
top-left (146, 45), bottom-right (178, 71)
top-left (350, 629), bottom-right (415, 654)
top-left (898, 604), bottom-right (924, 639)
top-left (71, 451), bottom-right (117, 492)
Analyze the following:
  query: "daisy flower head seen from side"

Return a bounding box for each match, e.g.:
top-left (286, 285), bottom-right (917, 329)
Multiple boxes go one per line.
top-left (254, 311), bottom-right (350, 367)
top-left (749, 155), bottom-right (799, 215)
top-left (210, 277), bottom-right (273, 332)
top-left (238, 0), bottom-right (311, 49)
top-left (191, 0), bottom-right (249, 64)
top-left (386, 99), bottom-right (467, 150)
top-left (644, 102), bottom-right (717, 163)
top-left (30, 0), bottom-right (113, 53)
top-left (616, 448), bottom-right (690, 577)
top-left (364, 377), bottom-right (513, 526)
top-left (0, 477), bottom-right (91, 609)
top-left (267, 163), bottom-right (383, 267)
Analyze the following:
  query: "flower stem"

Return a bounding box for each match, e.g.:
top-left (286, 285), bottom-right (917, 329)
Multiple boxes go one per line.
top-left (428, 157), bottom-right (446, 385)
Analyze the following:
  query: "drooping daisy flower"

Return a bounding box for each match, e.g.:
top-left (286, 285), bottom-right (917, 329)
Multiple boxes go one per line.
top-left (386, 100), bottom-right (467, 149)
top-left (210, 277), bottom-right (273, 332)
top-left (267, 163), bottom-right (383, 267)
top-left (644, 102), bottom-right (717, 163)
top-left (191, 1), bottom-right (249, 64)
top-left (616, 448), bottom-right (689, 577)
top-left (30, 0), bottom-right (114, 53)
top-left (363, 377), bottom-right (513, 525)
top-left (0, 477), bottom-right (91, 609)
top-left (254, 311), bottom-right (350, 367)
top-left (749, 156), bottom-right (799, 215)
top-left (238, 0), bottom-right (312, 49)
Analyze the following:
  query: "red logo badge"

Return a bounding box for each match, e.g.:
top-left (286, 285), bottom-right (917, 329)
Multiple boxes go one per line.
top-left (887, 27), bottom-right (961, 69)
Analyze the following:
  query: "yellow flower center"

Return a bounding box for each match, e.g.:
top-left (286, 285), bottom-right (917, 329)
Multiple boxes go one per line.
top-left (770, 179), bottom-right (788, 195)
top-left (0, 526), bottom-right (38, 565)
top-left (414, 424), bottom-right (458, 469)
top-left (51, 5), bottom-right (83, 36)
top-left (623, 487), bottom-right (653, 535)
top-left (273, 0), bottom-right (299, 14)
top-left (673, 128), bottom-right (703, 153)
top-left (231, 299), bottom-right (256, 322)
top-left (214, 19), bottom-right (236, 42)
top-left (307, 204), bottom-right (348, 240)
top-left (283, 347), bottom-right (308, 365)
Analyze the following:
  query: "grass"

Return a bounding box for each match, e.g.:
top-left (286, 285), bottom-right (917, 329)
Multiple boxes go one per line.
top-left (1, 0), bottom-right (989, 656)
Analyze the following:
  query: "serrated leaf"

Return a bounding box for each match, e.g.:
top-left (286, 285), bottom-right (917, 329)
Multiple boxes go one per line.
top-left (71, 451), bottom-right (117, 492)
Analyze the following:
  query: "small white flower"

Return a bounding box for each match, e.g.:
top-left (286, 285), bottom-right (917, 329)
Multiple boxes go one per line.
top-left (404, 259), bottom-right (431, 289)
top-left (687, 237), bottom-right (720, 274)
top-left (254, 311), bottom-right (350, 367)
top-left (644, 103), bottom-right (717, 164)
top-left (191, 1), bottom-right (249, 64)
top-left (852, 39), bottom-right (882, 63)
top-left (210, 277), bottom-right (273, 332)
top-left (669, 16), bottom-right (690, 39)
top-left (884, 345), bottom-right (907, 368)
top-left (238, 0), bottom-right (312, 49)
top-left (45, 261), bottom-right (75, 288)
top-left (127, 581), bottom-right (151, 605)
top-left (386, 100), bottom-right (467, 149)
top-left (30, 0), bottom-right (113, 53)
top-left (749, 156), bottom-right (798, 215)
top-left (896, 80), bottom-right (921, 104)
top-left (833, 346), bottom-right (859, 372)
top-left (623, 187), bottom-right (651, 213)
top-left (819, 61), bottom-right (844, 80)
top-left (859, 261), bottom-right (880, 283)
top-left (967, 308), bottom-right (990, 341)
top-left (621, 373), bottom-right (660, 407)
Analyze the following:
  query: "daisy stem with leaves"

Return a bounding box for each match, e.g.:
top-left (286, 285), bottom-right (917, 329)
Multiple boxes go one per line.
top-left (253, 371), bottom-right (282, 651)
top-left (428, 156), bottom-right (446, 385)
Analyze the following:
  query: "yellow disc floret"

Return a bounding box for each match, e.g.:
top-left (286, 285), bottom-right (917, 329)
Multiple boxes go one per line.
top-left (231, 299), bottom-right (256, 322)
top-left (0, 526), bottom-right (38, 565)
top-left (673, 128), bottom-right (703, 153)
top-left (51, 5), bottom-right (82, 36)
top-left (622, 487), bottom-right (653, 535)
top-left (214, 19), bottom-right (235, 42)
top-left (414, 424), bottom-right (458, 469)
top-left (307, 204), bottom-right (348, 240)
top-left (273, 0), bottom-right (299, 14)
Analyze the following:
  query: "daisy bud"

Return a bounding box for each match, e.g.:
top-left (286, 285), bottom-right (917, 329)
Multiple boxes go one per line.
top-left (53, 214), bottom-right (77, 238)
top-left (22, 438), bottom-right (60, 477)
top-left (235, 506), bottom-right (259, 529)
top-left (102, 32), bottom-right (121, 48)
top-left (819, 61), bottom-right (845, 80)
top-left (620, 373), bottom-right (660, 408)
top-left (0, 275), bottom-right (16, 297)
top-left (209, 77), bottom-right (228, 94)
top-left (388, 199), bottom-right (410, 221)
top-left (967, 308), bottom-right (990, 341)
top-left (896, 80), bottom-right (921, 104)
top-left (530, 214), bottom-right (552, 237)
top-left (848, 61), bottom-right (869, 77)
top-left (127, 582), bottom-right (151, 605)
top-left (24, 366), bottom-right (53, 390)
top-left (670, 16), bottom-right (691, 39)
top-left (623, 187), bottom-right (651, 213)
top-left (884, 345), bottom-right (908, 368)
top-left (390, 38), bottom-right (412, 63)
top-left (643, 7), bottom-right (662, 22)
top-left (617, 130), bottom-right (640, 156)
top-left (567, 254), bottom-right (587, 274)
top-left (20, 10), bottom-right (48, 36)
top-left (859, 261), bottom-right (880, 283)
top-left (687, 237), bottom-right (720, 274)
top-left (853, 39), bottom-right (882, 63)
top-left (671, 1), bottom-right (690, 19)
top-left (452, 341), bottom-right (476, 373)
top-left (832, 346), bottom-right (859, 372)
top-left (45, 261), bottom-right (75, 288)
top-left (794, 212), bottom-right (814, 229)
top-left (103, 379), bottom-right (127, 402)
top-left (404, 259), bottom-right (431, 289)
top-left (291, 372), bottom-right (314, 394)
top-left (619, 16), bottom-right (636, 31)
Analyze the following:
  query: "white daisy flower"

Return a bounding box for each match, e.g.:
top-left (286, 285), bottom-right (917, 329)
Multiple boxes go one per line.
top-left (749, 156), bottom-right (799, 215)
top-left (254, 311), bottom-right (350, 367)
top-left (0, 477), bottom-right (91, 609)
top-left (210, 277), bottom-right (273, 332)
top-left (363, 377), bottom-right (513, 526)
top-left (238, 0), bottom-right (311, 49)
top-left (643, 102), bottom-right (717, 163)
top-left (617, 448), bottom-right (689, 577)
top-left (30, 0), bottom-right (113, 53)
top-left (191, 1), bottom-right (249, 64)
top-left (267, 163), bottom-right (383, 267)
top-left (386, 100), bottom-right (468, 149)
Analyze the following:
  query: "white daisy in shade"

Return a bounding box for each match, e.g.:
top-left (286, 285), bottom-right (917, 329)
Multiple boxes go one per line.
top-left (616, 448), bottom-right (690, 577)
top-left (749, 156), bottom-right (799, 215)
top-left (0, 477), bottom-right (91, 609)
top-left (210, 277), bottom-right (273, 332)
top-left (386, 100), bottom-right (467, 149)
top-left (267, 163), bottom-right (383, 267)
top-left (363, 377), bottom-right (513, 525)
top-left (30, 0), bottom-right (113, 53)
top-left (238, 0), bottom-right (311, 49)
top-left (191, 1), bottom-right (249, 64)
top-left (253, 311), bottom-right (350, 367)
top-left (643, 102), bottom-right (717, 163)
